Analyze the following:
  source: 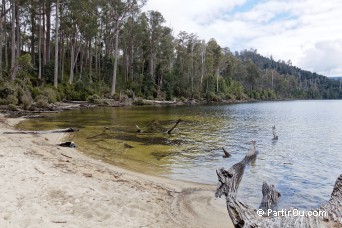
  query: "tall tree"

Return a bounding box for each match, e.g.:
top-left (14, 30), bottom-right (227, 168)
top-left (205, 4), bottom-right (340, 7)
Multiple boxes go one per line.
top-left (10, 0), bottom-right (16, 80)
top-left (53, 0), bottom-right (59, 88)
top-left (109, 0), bottom-right (146, 96)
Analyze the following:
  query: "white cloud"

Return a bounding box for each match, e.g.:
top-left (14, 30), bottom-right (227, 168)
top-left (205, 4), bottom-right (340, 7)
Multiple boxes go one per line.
top-left (143, 0), bottom-right (342, 76)
top-left (299, 40), bottom-right (342, 75)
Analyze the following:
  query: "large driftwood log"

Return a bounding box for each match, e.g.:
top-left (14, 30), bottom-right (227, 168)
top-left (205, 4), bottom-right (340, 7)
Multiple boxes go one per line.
top-left (3, 128), bottom-right (79, 134)
top-left (272, 125), bottom-right (278, 140)
top-left (215, 141), bottom-right (342, 227)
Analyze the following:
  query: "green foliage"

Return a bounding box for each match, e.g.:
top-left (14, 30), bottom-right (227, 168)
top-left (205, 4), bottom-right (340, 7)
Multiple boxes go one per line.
top-left (6, 95), bottom-right (18, 105)
top-left (1, 0), bottom-right (340, 104)
top-left (7, 104), bottom-right (18, 111)
top-left (35, 95), bottom-right (49, 108)
top-left (20, 92), bottom-right (33, 110)
top-left (87, 94), bottom-right (101, 103)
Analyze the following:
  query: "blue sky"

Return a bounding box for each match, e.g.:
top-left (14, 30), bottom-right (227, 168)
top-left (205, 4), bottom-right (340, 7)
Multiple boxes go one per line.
top-left (143, 0), bottom-right (342, 77)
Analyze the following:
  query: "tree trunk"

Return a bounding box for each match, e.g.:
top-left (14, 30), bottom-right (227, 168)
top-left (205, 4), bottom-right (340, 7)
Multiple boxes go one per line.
top-left (15, 0), bottom-right (19, 57)
top-left (42, 0), bottom-right (46, 65)
top-left (111, 21), bottom-right (119, 96)
top-left (200, 42), bottom-right (206, 95)
top-left (88, 40), bottom-right (92, 82)
top-left (45, 0), bottom-right (51, 63)
top-left (38, 4), bottom-right (42, 79)
top-left (68, 37), bottom-right (80, 84)
top-left (53, 0), bottom-right (59, 88)
top-left (0, 2), bottom-right (4, 77)
top-left (61, 34), bottom-right (65, 81)
top-left (30, 0), bottom-right (36, 65)
top-left (4, 3), bottom-right (8, 69)
top-left (69, 40), bottom-right (75, 84)
top-left (95, 34), bottom-right (98, 77)
top-left (79, 47), bottom-right (84, 81)
top-left (10, 0), bottom-right (16, 80)
top-left (216, 67), bottom-right (219, 93)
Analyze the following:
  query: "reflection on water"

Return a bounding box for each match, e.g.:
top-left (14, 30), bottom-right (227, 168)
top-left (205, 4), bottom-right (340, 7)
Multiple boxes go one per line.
top-left (17, 100), bottom-right (342, 210)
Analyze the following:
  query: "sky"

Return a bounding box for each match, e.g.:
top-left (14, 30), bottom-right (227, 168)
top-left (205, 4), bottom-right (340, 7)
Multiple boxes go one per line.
top-left (142, 0), bottom-right (342, 77)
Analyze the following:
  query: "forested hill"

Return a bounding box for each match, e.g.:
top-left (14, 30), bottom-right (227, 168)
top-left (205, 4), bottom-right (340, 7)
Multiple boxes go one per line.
top-left (0, 1), bottom-right (341, 110)
top-left (235, 49), bottom-right (341, 99)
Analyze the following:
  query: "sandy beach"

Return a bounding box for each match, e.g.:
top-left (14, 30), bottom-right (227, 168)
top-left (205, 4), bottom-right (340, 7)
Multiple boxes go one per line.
top-left (0, 114), bottom-right (232, 228)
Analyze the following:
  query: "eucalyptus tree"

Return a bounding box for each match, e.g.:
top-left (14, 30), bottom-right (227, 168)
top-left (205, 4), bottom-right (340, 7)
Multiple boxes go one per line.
top-left (107, 0), bottom-right (146, 96)
top-left (0, 0), bottom-right (11, 76)
top-left (205, 38), bottom-right (222, 97)
top-left (10, 0), bottom-right (16, 80)
top-left (155, 26), bottom-right (174, 98)
top-left (53, 0), bottom-right (59, 88)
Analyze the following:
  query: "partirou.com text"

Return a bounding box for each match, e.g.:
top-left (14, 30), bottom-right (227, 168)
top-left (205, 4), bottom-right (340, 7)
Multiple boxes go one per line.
top-left (257, 209), bottom-right (327, 217)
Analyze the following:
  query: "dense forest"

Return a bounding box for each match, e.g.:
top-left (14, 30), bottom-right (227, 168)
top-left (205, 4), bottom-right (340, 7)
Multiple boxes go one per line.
top-left (0, 0), bottom-right (341, 110)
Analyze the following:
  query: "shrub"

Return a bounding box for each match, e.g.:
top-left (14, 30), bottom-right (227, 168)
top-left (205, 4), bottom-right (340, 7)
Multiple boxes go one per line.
top-left (7, 94), bottom-right (18, 105)
top-left (21, 93), bottom-right (33, 110)
top-left (87, 94), bottom-right (100, 103)
top-left (0, 82), bottom-right (17, 99)
top-left (7, 104), bottom-right (18, 111)
top-left (35, 95), bottom-right (49, 108)
top-left (42, 87), bottom-right (58, 103)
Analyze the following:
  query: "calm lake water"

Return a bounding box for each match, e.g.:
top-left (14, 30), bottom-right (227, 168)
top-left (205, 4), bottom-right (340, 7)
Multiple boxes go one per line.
top-left (18, 100), bottom-right (342, 210)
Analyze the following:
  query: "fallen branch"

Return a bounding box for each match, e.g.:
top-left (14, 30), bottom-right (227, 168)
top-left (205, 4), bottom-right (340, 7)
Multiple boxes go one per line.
top-left (51, 221), bottom-right (67, 224)
top-left (34, 167), bottom-right (45, 174)
top-left (135, 119), bottom-right (181, 134)
top-left (3, 128), bottom-right (79, 134)
top-left (22, 115), bottom-right (45, 119)
top-left (61, 153), bottom-right (72, 159)
top-left (222, 147), bottom-right (231, 158)
top-left (136, 125), bottom-right (142, 133)
top-left (215, 141), bottom-right (342, 227)
top-left (166, 119), bottom-right (181, 134)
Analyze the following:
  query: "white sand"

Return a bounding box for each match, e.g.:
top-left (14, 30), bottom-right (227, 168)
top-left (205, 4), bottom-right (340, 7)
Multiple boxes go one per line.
top-left (0, 114), bottom-right (233, 228)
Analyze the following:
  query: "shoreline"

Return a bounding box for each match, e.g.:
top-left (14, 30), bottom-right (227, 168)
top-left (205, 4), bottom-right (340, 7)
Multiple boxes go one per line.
top-left (0, 114), bottom-right (233, 227)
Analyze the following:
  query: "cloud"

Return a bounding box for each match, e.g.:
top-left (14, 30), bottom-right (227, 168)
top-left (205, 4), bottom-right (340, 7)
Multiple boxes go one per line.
top-left (299, 40), bottom-right (342, 76)
top-left (143, 0), bottom-right (342, 76)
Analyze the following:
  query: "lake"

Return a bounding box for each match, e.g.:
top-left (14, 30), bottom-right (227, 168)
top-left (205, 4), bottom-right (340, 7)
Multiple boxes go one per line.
top-left (17, 100), bottom-right (342, 210)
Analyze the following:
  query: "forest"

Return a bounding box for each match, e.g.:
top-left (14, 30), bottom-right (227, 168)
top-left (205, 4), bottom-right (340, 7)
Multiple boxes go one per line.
top-left (1, 0), bottom-right (341, 110)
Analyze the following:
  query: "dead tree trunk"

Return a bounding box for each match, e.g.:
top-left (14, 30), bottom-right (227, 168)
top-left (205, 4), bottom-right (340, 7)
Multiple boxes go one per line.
top-left (215, 141), bottom-right (342, 228)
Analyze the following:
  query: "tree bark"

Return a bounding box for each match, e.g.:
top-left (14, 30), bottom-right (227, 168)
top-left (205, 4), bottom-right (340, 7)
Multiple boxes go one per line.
top-left (45, 0), bottom-right (51, 63)
top-left (10, 0), bottom-right (16, 80)
top-left (38, 3), bottom-right (42, 79)
top-left (53, 0), bottom-right (59, 88)
top-left (30, 0), bottom-right (36, 65)
top-left (4, 0), bottom-right (8, 69)
top-left (15, 0), bottom-right (19, 57)
top-left (111, 21), bottom-right (119, 96)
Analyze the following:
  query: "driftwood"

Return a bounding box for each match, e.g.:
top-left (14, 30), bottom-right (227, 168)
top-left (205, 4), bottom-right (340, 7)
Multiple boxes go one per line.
top-left (135, 119), bottom-right (181, 134)
top-left (3, 128), bottom-right (79, 134)
top-left (58, 141), bottom-right (77, 148)
top-left (215, 141), bottom-right (342, 227)
top-left (22, 115), bottom-right (45, 119)
top-left (166, 119), bottom-right (181, 134)
top-left (272, 125), bottom-right (278, 140)
top-left (222, 147), bottom-right (231, 158)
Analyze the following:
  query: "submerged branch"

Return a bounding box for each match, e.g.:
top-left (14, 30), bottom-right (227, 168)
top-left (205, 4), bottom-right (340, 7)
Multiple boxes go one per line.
top-left (166, 119), bottom-right (181, 134)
